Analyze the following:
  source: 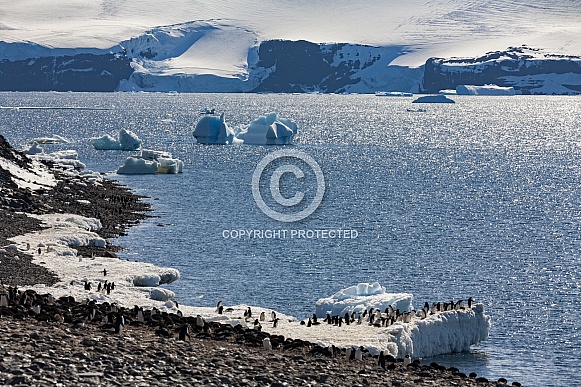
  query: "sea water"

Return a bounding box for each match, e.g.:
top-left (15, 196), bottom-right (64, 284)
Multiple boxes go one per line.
top-left (1, 92), bottom-right (580, 386)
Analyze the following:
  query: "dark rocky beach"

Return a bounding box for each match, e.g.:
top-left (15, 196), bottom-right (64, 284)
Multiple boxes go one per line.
top-left (0, 136), bottom-right (520, 386)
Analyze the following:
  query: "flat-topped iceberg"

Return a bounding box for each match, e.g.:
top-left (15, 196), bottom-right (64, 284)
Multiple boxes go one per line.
top-left (193, 113), bottom-right (235, 144)
top-left (315, 282), bottom-right (413, 318)
top-left (117, 149), bottom-right (183, 175)
top-left (92, 128), bottom-right (142, 150)
top-left (456, 84), bottom-right (516, 95)
top-left (412, 94), bottom-right (455, 103)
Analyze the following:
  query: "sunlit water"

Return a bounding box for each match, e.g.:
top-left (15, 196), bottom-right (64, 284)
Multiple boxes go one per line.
top-left (1, 92), bottom-right (580, 386)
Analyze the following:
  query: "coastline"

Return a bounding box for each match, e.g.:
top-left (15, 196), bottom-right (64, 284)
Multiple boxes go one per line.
top-left (0, 136), bottom-right (518, 386)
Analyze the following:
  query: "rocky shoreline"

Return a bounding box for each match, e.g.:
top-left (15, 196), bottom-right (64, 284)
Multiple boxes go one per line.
top-left (0, 136), bottom-right (520, 386)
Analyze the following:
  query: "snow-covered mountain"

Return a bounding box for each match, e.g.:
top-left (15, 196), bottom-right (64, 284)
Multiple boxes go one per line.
top-left (1, 1), bottom-right (580, 93)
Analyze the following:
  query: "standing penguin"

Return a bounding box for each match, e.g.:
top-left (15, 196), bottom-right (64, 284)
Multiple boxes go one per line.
top-left (178, 325), bottom-right (190, 341)
top-left (403, 354), bottom-right (411, 367)
top-left (378, 351), bottom-right (386, 369)
top-left (114, 315), bottom-right (124, 334)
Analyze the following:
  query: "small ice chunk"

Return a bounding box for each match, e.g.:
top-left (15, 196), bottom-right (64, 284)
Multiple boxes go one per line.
top-left (133, 274), bottom-right (161, 287)
top-left (117, 157), bottom-right (159, 174)
top-left (150, 288), bottom-right (175, 301)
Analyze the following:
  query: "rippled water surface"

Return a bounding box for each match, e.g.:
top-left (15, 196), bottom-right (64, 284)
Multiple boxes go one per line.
top-left (1, 92), bottom-right (580, 386)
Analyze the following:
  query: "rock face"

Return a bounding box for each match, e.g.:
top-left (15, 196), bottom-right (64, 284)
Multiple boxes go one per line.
top-left (0, 52), bottom-right (133, 92)
top-left (251, 40), bottom-right (374, 93)
top-left (422, 46), bottom-right (581, 95)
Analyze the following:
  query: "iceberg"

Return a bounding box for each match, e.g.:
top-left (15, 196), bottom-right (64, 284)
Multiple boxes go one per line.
top-left (412, 95), bottom-right (455, 103)
top-left (235, 112), bottom-right (297, 145)
top-left (116, 149), bottom-right (184, 175)
top-left (375, 91), bottom-right (413, 97)
top-left (456, 84), bottom-right (516, 95)
top-left (28, 134), bottom-right (69, 144)
top-left (91, 128), bottom-right (142, 150)
top-left (193, 113), bottom-right (235, 144)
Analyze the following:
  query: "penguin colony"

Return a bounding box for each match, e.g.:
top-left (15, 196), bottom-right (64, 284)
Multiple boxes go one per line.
top-left (0, 289), bottom-right (519, 386)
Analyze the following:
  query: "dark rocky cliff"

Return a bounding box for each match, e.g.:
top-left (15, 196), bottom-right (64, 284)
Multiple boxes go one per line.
top-left (422, 47), bottom-right (581, 95)
top-left (0, 52), bottom-right (133, 92)
top-left (251, 40), bottom-right (380, 93)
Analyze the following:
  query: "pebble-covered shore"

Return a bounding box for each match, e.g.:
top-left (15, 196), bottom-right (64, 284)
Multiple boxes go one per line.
top-left (0, 136), bottom-right (520, 386)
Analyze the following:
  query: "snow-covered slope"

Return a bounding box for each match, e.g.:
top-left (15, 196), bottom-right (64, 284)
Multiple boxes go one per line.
top-left (1, 1), bottom-right (580, 93)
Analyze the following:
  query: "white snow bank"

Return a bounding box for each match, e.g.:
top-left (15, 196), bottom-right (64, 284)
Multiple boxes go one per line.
top-left (412, 95), bottom-right (455, 103)
top-left (116, 149), bottom-right (184, 175)
top-left (0, 155), bottom-right (56, 191)
top-left (10, 213), bottom-right (182, 308)
top-left (235, 112), bottom-right (297, 145)
top-left (193, 113), bottom-right (235, 144)
top-left (456, 84), bottom-right (516, 95)
top-left (92, 129), bottom-right (142, 151)
top-left (315, 282), bottom-right (413, 318)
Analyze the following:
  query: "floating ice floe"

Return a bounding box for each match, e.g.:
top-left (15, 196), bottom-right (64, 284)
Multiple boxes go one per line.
top-left (412, 95), bottom-right (455, 103)
top-left (375, 91), bottom-right (413, 97)
top-left (91, 128), bottom-right (142, 150)
top-left (117, 149), bottom-right (184, 175)
top-left (28, 134), bottom-right (69, 144)
top-left (193, 112), bottom-right (297, 145)
top-left (456, 84), bottom-right (516, 95)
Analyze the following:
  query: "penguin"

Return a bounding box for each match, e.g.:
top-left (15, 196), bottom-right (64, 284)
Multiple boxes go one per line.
top-left (178, 325), bottom-right (190, 341)
top-left (272, 318), bottom-right (280, 328)
top-left (346, 347), bottom-right (352, 361)
top-left (114, 315), bottom-right (124, 334)
top-left (307, 318), bottom-right (312, 327)
top-left (111, 282), bottom-right (115, 290)
top-left (378, 351), bottom-right (386, 369)
top-left (84, 281), bottom-right (91, 291)
top-left (244, 307), bottom-right (252, 318)
top-left (97, 283), bottom-right (102, 292)
top-left (263, 337), bottom-right (272, 351)
top-left (403, 354), bottom-right (411, 367)
top-left (468, 297), bottom-right (474, 308)
top-left (344, 312), bottom-right (350, 325)
top-left (215, 301), bottom-right (223, 313)
top-left (137, 308), bottom-right (144, 323)
top-left (0, 294), bottom-right (8, 307)
top-left (38, 248), bottom-right (42, 255)
top-left (354, 347), bottom-right (363, 361)
top-left (326, 312), bottom-right (332, 324)
top-left (196, 315), bottom-right (205, 328)
top-left (312, 314), bottom-right (319, 325)
top-left (270, 311), bottom-right (276, 321)
top-left (103, 268), bottom-right (107, 276)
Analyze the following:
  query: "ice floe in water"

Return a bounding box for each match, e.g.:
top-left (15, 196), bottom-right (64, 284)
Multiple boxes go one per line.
top-left (91, 128), bottom-right (142, 150)
top-left (456, 84), bottom-right (516, 95)
top-left (117, 149), bottom-right (184, 175)
top-left (412, 94), bottom-right (455, 103)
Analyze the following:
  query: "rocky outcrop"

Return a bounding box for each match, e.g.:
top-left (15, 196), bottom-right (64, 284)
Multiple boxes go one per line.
top-left (422, 46), bottom-right (581, 95)
top-left (0, 52), bottom-right (133, 92)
